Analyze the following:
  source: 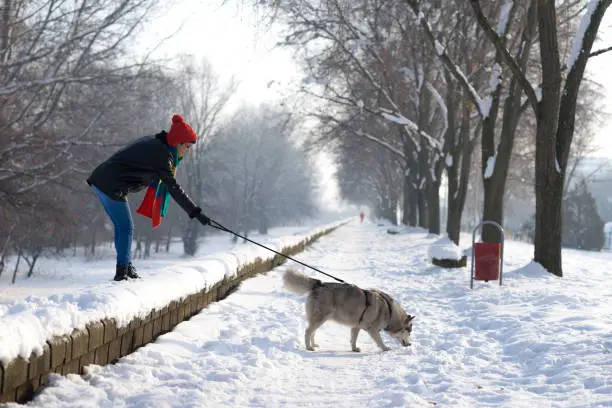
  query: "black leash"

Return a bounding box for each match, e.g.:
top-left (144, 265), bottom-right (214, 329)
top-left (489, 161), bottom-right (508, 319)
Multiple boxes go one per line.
top-left (204, 218), bottom-right (346, 283)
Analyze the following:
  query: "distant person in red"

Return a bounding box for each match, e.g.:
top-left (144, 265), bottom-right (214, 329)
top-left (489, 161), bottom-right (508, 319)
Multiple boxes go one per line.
top-left (359, 211), bottom-right (365, 223)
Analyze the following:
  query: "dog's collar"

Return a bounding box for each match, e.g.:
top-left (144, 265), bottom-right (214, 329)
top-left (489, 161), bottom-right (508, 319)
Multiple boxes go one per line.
top-left (381, 293), bottom-right (393, 317)
top-left (358, 289), bottom-right (394, 328)
top-left (379, 293), bottom-right (394, 331)
top-left (358, 289), bottom-right (371, 324)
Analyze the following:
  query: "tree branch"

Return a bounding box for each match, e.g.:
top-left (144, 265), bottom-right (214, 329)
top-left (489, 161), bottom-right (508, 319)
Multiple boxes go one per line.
top-left (589, 44), bottom-right (612, 58)
top-left (468, 0), bottom-right (540, 112)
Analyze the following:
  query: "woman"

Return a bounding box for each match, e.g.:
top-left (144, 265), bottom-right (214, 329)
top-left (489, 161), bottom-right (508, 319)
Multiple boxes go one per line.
top-left (87, 114), bottom-right (210, 281)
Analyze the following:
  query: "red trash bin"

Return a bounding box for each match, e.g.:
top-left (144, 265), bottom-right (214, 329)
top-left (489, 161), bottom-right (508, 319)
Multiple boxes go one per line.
top-left (474, 242), bottom-right (501, 281)
top-left (470, 221), bottom-right (505, 289)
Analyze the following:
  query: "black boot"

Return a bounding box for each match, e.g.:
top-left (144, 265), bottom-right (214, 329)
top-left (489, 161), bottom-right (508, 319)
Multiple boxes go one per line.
top-left (126, 263), bottom-right (140, 279)
top-left (114, 264), bottom-right (129, 281)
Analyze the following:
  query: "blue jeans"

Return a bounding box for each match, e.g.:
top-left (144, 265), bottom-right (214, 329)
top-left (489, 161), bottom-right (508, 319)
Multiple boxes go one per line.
top-left (91, 185), bottom-right (133, 266)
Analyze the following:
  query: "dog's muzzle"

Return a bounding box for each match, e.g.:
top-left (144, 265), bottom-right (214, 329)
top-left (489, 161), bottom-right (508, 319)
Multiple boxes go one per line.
top-left (400, 339), bottom-right (411, 347)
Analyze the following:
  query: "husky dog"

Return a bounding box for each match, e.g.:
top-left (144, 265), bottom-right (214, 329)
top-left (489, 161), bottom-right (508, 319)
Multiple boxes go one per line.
top-left (283, 268), bottom-right (415, 352)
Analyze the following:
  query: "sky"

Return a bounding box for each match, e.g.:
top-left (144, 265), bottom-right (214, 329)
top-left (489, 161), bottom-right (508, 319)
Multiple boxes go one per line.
top-left (137, 1), bottom-right (298, 108)
top-left (1, 219), bottom-right (611, 407)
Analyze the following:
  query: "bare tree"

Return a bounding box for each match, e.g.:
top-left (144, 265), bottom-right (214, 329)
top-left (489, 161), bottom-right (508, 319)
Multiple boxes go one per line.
top-left (401, 0), bottom-right (610, 275)
top-left (208, 104), bottom-right (317, 237)
top-left (258, 0), bottom-right (455, 233)
top-left (470, 0), bottom-right (612, 276)
top-left (335, 130), bottom-right (404, 224)
top-left (172, 55), bottom-right (236, 255)
top-left (0, 0), bottom-right (161, 214)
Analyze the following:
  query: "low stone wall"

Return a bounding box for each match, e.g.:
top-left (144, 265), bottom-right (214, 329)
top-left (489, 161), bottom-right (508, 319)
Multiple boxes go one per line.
top-left (0, 223), bottom-right (344, 404)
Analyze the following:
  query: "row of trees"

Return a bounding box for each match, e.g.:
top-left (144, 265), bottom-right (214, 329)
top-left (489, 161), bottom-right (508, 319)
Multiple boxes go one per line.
top-left (2, 0), bottom-right (609, 279)
top-left (252, 0), bottom-right (611, 276)
top-left (0, 0), bottom-right (319, 280)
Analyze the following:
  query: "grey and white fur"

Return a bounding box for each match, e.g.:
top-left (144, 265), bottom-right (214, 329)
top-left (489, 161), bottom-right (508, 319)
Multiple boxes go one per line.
top-left (283, 268), bottom-right (415, 352)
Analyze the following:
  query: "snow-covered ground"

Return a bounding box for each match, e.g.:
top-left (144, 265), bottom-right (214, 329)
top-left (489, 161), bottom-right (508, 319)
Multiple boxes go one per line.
top-left (0, 220), bottom-right (346, 365)
top-left (2, 220), bottom-right (612, 407)
top-left (0, 223), bottom-right (329, 303)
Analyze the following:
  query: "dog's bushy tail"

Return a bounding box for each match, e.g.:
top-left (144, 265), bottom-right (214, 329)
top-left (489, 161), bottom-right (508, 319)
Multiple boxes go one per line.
top-left (283, 268), bottom-right (322, 295)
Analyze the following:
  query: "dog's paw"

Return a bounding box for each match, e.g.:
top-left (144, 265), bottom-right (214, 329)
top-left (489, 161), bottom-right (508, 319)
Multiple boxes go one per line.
top-left (351, 347), bottom-right (361, 353)
top-left (381, 346), bottom-right (391, 352)
top-left (306, 346), bottom-right (315, 351)
top-left (312, 343), bottom-right (320, 348)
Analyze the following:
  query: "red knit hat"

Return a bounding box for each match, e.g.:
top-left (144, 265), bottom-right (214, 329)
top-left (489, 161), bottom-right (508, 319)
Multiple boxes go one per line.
top-left (166, 114), bottom-right (197, 147)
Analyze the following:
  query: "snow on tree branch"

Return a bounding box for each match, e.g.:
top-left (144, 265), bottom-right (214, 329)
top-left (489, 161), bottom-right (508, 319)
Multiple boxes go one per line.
top-left (567, 0), bottom-right (603, 73)
top-left (497, 1), bottom-right (514, 35)
top-left (425, 82), bottom-right (448, 139)
top-left (467, 0), bottom-right (539, 112)
top-left (316, 113), bottom-right (405, 159)
top-left (405, 0), bottom-right (488, 118)
top-left (379, 108), bottom-right (443, 153)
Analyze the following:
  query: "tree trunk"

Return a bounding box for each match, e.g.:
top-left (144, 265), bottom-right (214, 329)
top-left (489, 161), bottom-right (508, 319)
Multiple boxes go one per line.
top-left (417, 141), bottom-right (428, 228)
top-left (533, 0), bottom-right (563, 276)
top-left (481, 78), bottom-right (525, 243)
top-left (134, 238), bottom-right (141, 259)
top-left (144, 234), bottom-right (152, 258)
top-left (479, 65), bottom-right (503, 243)
top-left (447, 101), bottom-right (475, 244)
top-left (446, 197), bottom-right (462, 244)
top-left (401, 170), bottom-right (408, 226)
top-left (90, 229), bottom-right (96, 256)
top-left (0, 0), bottom-right (11, 63)
top-left (481, 181), bottom-right (505, 243)
top-left (0, 229), bottom-right (13, 277)
top-left (408, 189), bottom-right (417, 226)
top-left (11, 250), bottom-right (21, 284)
top-left (400, 129), bottom-right (419, 227)
top-left (444, 76), bottom-right (460, 244)
top-left (533, 105), bottom-right (563, 275)
top-left (182, 221), bottom-right (200, 256)
top-left (26, 253), bottom-right (40, 277)
top-left (378, 196), bottom-right (396, 225)
top-left (386, 205), bottom-right (398, 225)
top-left (418, 189), bottom-right (428, 228)
top-left (427, 180), bottom-right (440, 234)
top-left (403, 166), bottom-right (418, 226)
top-left (182, 151), bottom-right (204, 255)
top-left (532, 0), bottom-right (609, 277)
top-left (533, 128), bottom-right (563, 276)
top-left (259, 213), bottom-right (269, 234)
top-left (427, 156), bottom-right (444, 235)
top-left (166, 225), bottom-right (173, 252)
top-left (479, 73), bottom-right (523, 243)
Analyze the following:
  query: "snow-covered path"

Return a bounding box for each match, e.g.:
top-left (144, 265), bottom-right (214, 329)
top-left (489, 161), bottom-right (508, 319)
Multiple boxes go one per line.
top-left (9, 222), bottom-right (612, 408)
